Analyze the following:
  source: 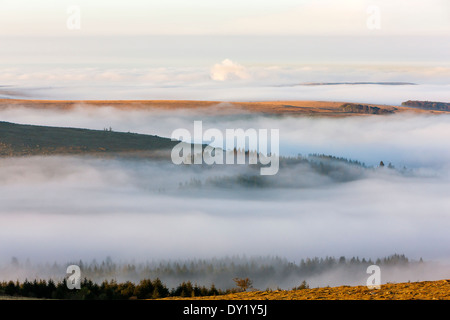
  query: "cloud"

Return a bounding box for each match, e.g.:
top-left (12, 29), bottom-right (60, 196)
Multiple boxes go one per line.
top-left (210, 59), bottom-right (250, 81)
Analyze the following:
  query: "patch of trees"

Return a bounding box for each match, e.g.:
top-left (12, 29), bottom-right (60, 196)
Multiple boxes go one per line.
top-left (176, 153), bottom-right (409, 191)
top-left (401, 100), bottom-right (450, 111)
top-left (205, 174), bottom-right (269, 188)
top-left (177, 154), bottom-right (373, 190)
top-left (0, 278), bottom-right (225, 300)
top-left (340, 103), bottom-right (394, 114)
top-left (308, 153), bottom-right (366, 167)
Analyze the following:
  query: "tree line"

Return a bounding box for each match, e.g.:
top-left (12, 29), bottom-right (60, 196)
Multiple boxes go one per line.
top-left (0, 278), bottom-right (227, 300)
top-left (401, 100), bottom-right (450, 111)
top-left (1, 254), bottom-right (415, 298)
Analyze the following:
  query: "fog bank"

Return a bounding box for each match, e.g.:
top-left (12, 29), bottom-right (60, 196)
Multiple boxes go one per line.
top-left (0, 155), bottom-right (449, 266)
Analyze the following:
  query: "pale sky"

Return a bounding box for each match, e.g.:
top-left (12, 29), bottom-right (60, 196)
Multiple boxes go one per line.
top-left (0, 0), bottom-right (449, 36)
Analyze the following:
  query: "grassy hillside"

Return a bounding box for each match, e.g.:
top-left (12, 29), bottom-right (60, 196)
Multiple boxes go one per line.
top-left (163, 279), bottom-right (450, 300)
top-left (2, 279), bottom-right (449, 300)
top-left (0, 121), bottom-right (178, 157)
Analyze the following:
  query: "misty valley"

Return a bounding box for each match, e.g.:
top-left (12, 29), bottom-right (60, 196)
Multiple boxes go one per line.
top-left (1, 107), bottom-right (449, 296)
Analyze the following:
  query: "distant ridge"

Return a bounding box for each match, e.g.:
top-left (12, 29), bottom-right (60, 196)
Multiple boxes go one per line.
top-left (295, 82), bottom-right (417, 86)
top-left (401, 100), bottom-right (450, 111)
top-left (1, 98), bottom-right (443, 116)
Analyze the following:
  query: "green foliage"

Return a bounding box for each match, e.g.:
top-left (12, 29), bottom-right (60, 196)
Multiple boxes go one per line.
top-left (134, 279), bottom-right (153, 299)
top-left (0, 277), bottom-right (221, 300)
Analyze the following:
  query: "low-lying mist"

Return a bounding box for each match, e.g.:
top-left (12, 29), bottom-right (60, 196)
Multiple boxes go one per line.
top-left (0, 155), bottom-right (449, 268)
top-left (0, 106), bottom-right (449, 287)
top-left (1, 255), bottom-right (448, 290)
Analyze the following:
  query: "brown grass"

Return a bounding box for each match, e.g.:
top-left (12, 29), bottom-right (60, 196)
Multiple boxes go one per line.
top-left (162, 279), bottom-right (450, 300)
top-left (1, 99), bottom-right (447, 116)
